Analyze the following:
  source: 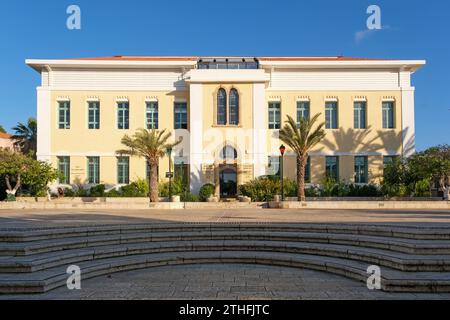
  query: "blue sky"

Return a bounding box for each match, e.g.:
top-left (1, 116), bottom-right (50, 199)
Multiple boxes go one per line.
top-left (1, 0), bottom-right (448, 151)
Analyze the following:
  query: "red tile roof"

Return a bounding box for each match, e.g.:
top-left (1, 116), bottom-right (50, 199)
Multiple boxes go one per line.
top-left (0, 132), bottom-right (12, 139)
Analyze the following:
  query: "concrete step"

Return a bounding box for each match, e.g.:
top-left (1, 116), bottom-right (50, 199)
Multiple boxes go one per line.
top-left (2, 223), bottom-right (450, 242)
top-left (0, 250), bottom-right (449, 294)
top-left (1, 230), bottom-right (450, 257)
top-left (1, 240), bottom-right (450, 273)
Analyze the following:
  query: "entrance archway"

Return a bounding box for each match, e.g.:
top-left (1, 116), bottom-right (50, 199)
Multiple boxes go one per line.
top-left (219, 165), bottom-right (237, 198)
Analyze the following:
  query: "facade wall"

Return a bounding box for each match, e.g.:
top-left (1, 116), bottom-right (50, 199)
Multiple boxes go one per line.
top-left (27, 57), bottom-right (424, 193)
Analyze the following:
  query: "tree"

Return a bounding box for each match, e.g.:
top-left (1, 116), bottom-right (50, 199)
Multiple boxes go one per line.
top-left (279, 114), bottom-right (326, 201)
top-left (0, 148), bottom-right (59, 200)
top-left (12, 118), bottom-right (37, 158)
top-left (0, 125), bottom-right (6, 133)
top-left (408, 145), bottom-right (450, 192)
top-left (116, 128), bottom-right (182, 202)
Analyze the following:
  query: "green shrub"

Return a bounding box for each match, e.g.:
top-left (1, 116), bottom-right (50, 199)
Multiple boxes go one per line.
top-left (283, 179), bottom-right (298, 197)
top-left (158, 178), bottom-right (185, 197)
top-left (181, 191), bottom-right (199, 202)
top-left (63, 188), bottom-right (75, 197)
top-left (199, 183), bottom-right (215, 202)
top-left (305, 186), bottom-right (321, 197)
top-left (413, 179), bottom-right (431, 197)
top-left (76, 188), bottom-right (88, 197)
top-left (321, 175), bottom-right (336, 197)
top-left (89, 184), bottom-right (105, 197)
top-left (105, 188), bottom-right (120, 197)
top-left (120, 179), bottom-right (149, 197)
top-left (239, 177), bottom-right (280, 201)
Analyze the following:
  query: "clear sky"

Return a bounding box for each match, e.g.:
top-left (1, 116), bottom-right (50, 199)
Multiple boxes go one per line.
top-left (1, 0), bottom-right (449, 151)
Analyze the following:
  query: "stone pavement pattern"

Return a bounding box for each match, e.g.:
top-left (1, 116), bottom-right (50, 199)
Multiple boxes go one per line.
top-left (1, 208), bottom-right (450, 228)
top-left (3, 264), bottom-right (450, 300)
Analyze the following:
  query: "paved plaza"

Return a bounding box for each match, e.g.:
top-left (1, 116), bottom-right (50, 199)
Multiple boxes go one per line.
top-left (3, 263), bottom-right (450, 300)
top-left (1, 207), bottom-right (450, 299)
top-left (1, 208), bottom-right (450, 228)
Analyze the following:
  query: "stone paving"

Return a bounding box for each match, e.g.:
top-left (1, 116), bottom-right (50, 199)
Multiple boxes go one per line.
top-left (1, 208), bottom-right (450, 228)
top-left (3, 264), bottom-right (450, 300)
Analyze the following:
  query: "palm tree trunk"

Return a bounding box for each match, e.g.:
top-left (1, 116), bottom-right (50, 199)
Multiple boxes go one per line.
top-left (148, 160), bottom-right (159, 202)
top-left (297, 156), bottom-right (307, 202)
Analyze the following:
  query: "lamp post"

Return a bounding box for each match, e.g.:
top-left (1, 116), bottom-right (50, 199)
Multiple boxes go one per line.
top-left (167, 147), bottom-right (173, 201)
top-left (279, 145), bottom-right (286, 201)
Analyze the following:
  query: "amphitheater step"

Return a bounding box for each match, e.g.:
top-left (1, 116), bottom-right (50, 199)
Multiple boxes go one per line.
top-left (0, 239), bottom-right (450, 273)
top-left (0, 251), bottom-right (449, 294)
top-left (2, 223), bottom-right (450, 242)
top-left (1, 230), bottom-right (450, 257)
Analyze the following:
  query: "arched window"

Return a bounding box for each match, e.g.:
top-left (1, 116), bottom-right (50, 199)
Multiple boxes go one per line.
top-left (220, 145), bottom-right (237, 160)
top-left (229, 88), bottom-right (239, 125)
top-left (217, 88), bottom-right (227, 125)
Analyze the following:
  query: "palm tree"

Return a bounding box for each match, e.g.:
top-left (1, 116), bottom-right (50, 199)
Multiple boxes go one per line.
top-left (116, 128), bottom-right (182, 202)
top-left (12, 118), bottom-right (37, 158)
top-left (279, 113), bottom-right (326, 202)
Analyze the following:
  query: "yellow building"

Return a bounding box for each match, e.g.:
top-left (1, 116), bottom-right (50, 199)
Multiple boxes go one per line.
top-left (26, 56), bottom-right (425, 197)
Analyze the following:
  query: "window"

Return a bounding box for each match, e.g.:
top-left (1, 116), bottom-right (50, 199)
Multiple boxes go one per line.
top-left (58, 156), bottom-right (70, 184)
top-left (304, 156), bottom-right (311, 183)
top-left (117, 102), bottom-right (129, 129)
top-left (146, 101), bottom-right (158, 129)
top-left (217, 88), bottom-right (227, 125)
top-left (297, 101), bottom-right (310, 125)
top-left (268, 102), bottom-right (281, 129)
top-left (58, 101), bottom-right (70, 129)
top-left (88, 101), bottom-right (100, 129)
top-left (87, 157), bottom-right (100, 184)
top-left (325, 101), bottom-right (338, 129)
top-left (229, 88), bottom-right (239, 125)
top-left (117, 157), bottom-right (129, 184)
top-left (354, 156), bottom-right (368, 183)
top-left (325, 156), bottom-right (339, 180)
top-left (382, 101), bottom-right (395, 129)
top-left (220, 145), bottom-right (237, 160)
top-left (383, 155), bottom-right (397, 168)
top-left (267, 156), bottom-right (280, 176)
top-left (174, 102), bottom-right (188, 129)
top-left (174, 161), bottom-right (189, 189)
top-left (146, 160), bottom-right (159, 182)
top-left (354, 101), bottom-right (366, 129)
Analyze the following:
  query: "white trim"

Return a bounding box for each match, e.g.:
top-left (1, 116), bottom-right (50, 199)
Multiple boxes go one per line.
top-left (266, 87), bottom-right (403, 91)
top-left (253, 83), bottom-right (267, 178)
top-left (36, 87), bottom-right (51, 162)
top-left (145, 96), bottom-right (158, 102)
top-left (259, 60), bottom-right (426, 71)
top-left (401, 87), bottom-right (416, 157)
top-left (324, 97), bottom-right (338, 102)
top-left (353, 96), bottom-right (367, 102)
top-left (296, 96), bottom-right (310, 102)
top-left (189, 83), bottom-right (203, 194)
top-left (174, 97), bottom-right (187, 103)
top-left (116, 97), bottom-right (129, 102)
top-left (56, 96), bottom-right (70, 102)
top-left (86, 96), bottom-right (99, 102)
top-left (268, 96), bottom-right (281, 102)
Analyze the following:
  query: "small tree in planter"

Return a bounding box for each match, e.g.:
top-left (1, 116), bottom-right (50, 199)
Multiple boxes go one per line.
top-left (279, 114), bottom-right (326, 202)
top-left (117, 129), bottom-right (182, 202)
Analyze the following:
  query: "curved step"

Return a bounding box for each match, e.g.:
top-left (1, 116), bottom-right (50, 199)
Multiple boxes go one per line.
top-left (0, 251), bottom-right (449, 294)
top-left (2, 223), bottom-right (450, 242)
top-left (2, 230), bottom-right (450, 257)
top-left (1, 240), bottom-right (450, 273)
